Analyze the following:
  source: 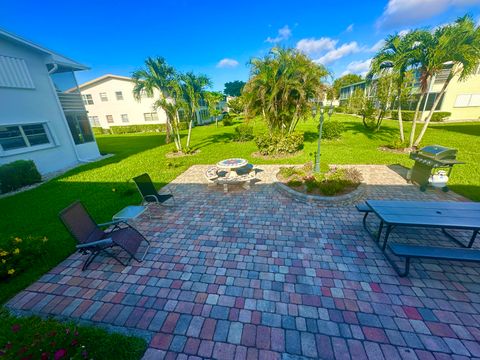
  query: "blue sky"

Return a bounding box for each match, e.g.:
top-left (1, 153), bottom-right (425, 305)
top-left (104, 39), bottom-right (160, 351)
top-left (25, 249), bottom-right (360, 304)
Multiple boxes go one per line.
top-left (1, 0), bottom-right (479, 91)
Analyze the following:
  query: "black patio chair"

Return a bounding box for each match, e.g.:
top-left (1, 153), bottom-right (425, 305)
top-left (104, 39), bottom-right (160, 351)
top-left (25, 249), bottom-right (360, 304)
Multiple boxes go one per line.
top-left (132, 173), bottom-right (175, 206)
top-left (59, 201), bottom-right (150, 271)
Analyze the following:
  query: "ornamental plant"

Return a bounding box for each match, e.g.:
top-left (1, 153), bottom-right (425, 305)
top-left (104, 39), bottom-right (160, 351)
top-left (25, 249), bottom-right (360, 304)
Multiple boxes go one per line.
top-left (0, 235), bottom-right (48, 281)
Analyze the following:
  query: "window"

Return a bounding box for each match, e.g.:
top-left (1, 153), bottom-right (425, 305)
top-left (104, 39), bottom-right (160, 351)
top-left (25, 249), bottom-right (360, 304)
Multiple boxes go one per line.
top-left (0, 124), bottom-right (50, 151)
top-left (65, 114), bottom-right (94, 144)
top-left (82, 94), bottom-right (94, 105)
top-left (115, 91), bottom-right (124, 100)
top-left (454, 94), bottom-right (480, 107)
top-left (88, 116), bottom-right (100, 127)
top-left (106, 115), bottom-right (114, 123)
top-left (99, 92), bottom-right (108, 102)
top-left (121, 114), bottom-right (129, 123)
top-left (144, 112), bottom-right (159, 121)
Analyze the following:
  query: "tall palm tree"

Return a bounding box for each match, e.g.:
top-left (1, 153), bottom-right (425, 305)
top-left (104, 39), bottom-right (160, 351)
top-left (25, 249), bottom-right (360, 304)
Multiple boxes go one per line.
top-left (243, 47), bottom-right (329, 135)
top-left (413, 15), bottom-right (480, 146)
top-left (132, 57), bottom-right (178, 146)
top-left (180, 72), bottom-right (212, 149)
top-left (370, 32), bottom-right (417, 142)
top-left (204, 91), bottom-right (224, 127)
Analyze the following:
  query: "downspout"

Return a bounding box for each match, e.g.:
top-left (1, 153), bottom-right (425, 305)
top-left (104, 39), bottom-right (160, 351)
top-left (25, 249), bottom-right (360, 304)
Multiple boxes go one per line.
top-left (47, 64), bottom-right (93, 163)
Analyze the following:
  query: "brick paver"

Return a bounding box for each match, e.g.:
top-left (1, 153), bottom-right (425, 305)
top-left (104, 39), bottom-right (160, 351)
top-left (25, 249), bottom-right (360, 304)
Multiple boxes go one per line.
top-left (7, 165), bottom-right (480, 359)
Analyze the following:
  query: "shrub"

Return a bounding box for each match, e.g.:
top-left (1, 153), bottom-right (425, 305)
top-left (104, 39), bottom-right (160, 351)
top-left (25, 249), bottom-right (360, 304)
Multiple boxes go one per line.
top-left (255, 132), bottom-right (304, 155)
top-left (222, 114), bottom-right (234, 126)
top-left (92, 127), bottom-right (106, 135)
top-left (0, 235), bottom-right (48, 280)
top-left (177, 122), bottom-right (189, 130)
top-left (334, 106), bottom-right (345, 113)
top-left (109, 124), bottom-right (167, 134)
top-left (0, 160), bottom-right (41, 194)
top-left (233, 124), bottom-right (254, 142)
top-left (386, 139), bottom-right (408, 149)
top-left (431, 112), bottom-right (451, 122)
top-left (321, 120), bottom-right (345, 140)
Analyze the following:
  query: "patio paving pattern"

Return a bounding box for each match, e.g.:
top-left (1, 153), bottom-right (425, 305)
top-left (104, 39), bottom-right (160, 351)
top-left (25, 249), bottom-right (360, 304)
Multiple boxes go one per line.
top-left (7, 165), bottom-right (480, 360)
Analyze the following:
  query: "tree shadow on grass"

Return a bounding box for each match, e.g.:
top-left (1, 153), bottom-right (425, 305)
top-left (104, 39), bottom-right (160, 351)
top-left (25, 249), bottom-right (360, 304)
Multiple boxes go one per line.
top-left (343, 121), bottom-right (398, 142)
top-left (192, 132), bottom-right (236, 151)
top-left (432, 123), bottom-right (480, 137)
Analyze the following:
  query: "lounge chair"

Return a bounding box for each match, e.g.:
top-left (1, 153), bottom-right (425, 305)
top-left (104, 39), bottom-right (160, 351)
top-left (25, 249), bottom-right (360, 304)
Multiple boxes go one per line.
top-left (132, 173), bottom-right (175, 206)
top-left (59, 201), bottom-right (150, 270)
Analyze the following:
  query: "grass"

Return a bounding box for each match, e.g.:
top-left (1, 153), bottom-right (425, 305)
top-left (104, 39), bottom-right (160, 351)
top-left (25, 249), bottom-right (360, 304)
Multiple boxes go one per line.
top-left (0, 114), bottom-right (478, 305)
top-left (0, 308), bottom-right (147, 359)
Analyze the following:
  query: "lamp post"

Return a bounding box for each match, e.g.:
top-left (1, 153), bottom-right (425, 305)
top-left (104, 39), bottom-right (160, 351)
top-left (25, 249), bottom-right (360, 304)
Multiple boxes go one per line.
top-left (313, 102), bottom-right (334, 174)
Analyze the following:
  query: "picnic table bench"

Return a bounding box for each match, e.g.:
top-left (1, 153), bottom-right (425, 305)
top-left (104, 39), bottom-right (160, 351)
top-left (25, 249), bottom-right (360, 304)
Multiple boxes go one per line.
top-left (357, 200), bottom-right (480, 276)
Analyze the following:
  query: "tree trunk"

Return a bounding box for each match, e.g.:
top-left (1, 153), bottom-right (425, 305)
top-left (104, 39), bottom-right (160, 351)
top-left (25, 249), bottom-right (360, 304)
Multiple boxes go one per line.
top-left (215, 116), bottom-right (218, 128)
top-left (414, 80), bottom-right (450, 147)
top-left (408, 92), bottom-right (425, 148)
top-left (165, 117), bottom-right (171, 144)
top-left (398, 102), bottom-right (404, 143)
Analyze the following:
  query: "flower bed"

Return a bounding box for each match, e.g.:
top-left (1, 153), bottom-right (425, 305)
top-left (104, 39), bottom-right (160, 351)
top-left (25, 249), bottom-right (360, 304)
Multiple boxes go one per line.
top-left (275, 163), bottom-right (365, 205)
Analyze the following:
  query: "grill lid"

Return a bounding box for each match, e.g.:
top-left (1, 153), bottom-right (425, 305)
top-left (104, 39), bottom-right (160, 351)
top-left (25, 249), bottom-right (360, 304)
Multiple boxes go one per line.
top-left (418, 145), bottom-right (457, 160)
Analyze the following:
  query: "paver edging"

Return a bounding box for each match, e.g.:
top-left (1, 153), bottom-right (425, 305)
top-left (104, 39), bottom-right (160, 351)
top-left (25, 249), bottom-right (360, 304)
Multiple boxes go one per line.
top-left (273, 170), bottom-right (366, 206)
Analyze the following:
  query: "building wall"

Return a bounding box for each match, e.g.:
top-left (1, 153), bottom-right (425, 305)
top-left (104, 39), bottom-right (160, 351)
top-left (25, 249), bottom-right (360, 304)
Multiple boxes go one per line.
top-left (0, 37), bottom-right (89, 174)
top-left (438, 71), bottom-right (480, 121)
top-left (80, 78), bottom-right (167, 128)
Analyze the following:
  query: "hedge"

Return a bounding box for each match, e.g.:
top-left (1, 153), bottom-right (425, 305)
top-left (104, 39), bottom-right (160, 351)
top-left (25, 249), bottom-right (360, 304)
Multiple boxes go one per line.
top-left (391, 111), bottom-right (451, 122)
top-left (110, 124), bottom-right (167, 134)
top-left (255, 132), bottom-right (304, 155)
top-left (0, 160), bottom-right (41, 194)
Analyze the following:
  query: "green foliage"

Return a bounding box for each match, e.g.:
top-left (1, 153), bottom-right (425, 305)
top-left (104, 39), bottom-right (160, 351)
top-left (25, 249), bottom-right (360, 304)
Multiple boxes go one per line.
top-left (223, 80), bottom-right (246, 97)
top-left (222, 114), bottom-right (234, 126)
top-left (243, 47), bottom-right (329, 134)
top-left (0, 235), bottom-right (48, 280)
top-left (332, 74), bottom-right (363, 99)
top-left (0, 160), bottom-right (41, 194)
top-left (109, 124), bottom-right (166, 134)
top-left (92, 127), bottom-right (111, 135)
top-left (334, 106), bottom-right (345, 113)
top-left (233, 124), bottom-right (254, 142)
top-left (322, 120), bottom-right (345, 140)
top-left (255, 132), bottom-right (304, 155)
top-left (391, 111), bottom-right (451, 122)
top-left (346, 88), bottom-right (365, 114)
top-left (0, 309), bottom-right (147, 359)
top-left (178, 122), bottom-right (189, 130)
top-left (386, 139), bottom-right (408, 149)
top-left (227, 96), bottom-right (245, 115)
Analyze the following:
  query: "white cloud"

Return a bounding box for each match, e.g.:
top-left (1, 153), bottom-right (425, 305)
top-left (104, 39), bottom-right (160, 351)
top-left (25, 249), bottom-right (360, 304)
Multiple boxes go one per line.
top-left (296, 37), bottom-right (338, 55)
top-left (376, 0), bottom-right (480, 29)
top-left (266, 25), bottom-right (292, 43)
top-left (370, 39), bottom-right (385, 52)
top-left (341, 58), bottom-right (372, 76)
top-left (314, 42), bottom-right (361, 65)
top-left (346, 24), bottom-right (354, 32)
top-left (216, 58), bottom-right (239, 68)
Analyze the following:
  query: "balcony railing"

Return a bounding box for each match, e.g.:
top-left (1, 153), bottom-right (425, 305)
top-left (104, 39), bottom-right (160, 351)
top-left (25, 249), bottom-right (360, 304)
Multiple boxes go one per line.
top-left (57, 93), bottom-right (86, 112)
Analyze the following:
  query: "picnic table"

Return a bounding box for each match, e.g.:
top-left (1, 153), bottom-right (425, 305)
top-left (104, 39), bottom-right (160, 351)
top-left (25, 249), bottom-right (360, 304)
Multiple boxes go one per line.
top-left (363, 200), bottom-right (480, 250)
top-left (217, 158), bottom-right (248, 178)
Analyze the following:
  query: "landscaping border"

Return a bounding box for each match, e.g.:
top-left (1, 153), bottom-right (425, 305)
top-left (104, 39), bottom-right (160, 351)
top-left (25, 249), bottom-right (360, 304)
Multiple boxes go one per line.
top-left (274, 169), bottom-right (366, 206)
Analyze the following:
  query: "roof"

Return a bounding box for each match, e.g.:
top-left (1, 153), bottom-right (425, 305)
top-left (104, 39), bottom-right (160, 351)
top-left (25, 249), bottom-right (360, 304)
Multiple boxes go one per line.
top-left (0, 27), bottom-right (89, 71)
top-left (77, 74), bottom-right (133, 90)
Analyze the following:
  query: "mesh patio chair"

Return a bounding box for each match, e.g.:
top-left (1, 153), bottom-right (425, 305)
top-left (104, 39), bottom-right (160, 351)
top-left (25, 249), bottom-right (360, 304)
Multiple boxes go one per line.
top-left (132, 173), bottom-right (175, 206)
top-left (59, 201), bottom-right (150, 271)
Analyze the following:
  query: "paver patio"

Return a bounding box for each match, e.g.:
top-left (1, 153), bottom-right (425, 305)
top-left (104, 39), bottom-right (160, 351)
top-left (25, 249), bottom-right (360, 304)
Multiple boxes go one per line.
top-left (6, 165), bottom-right (480, 360)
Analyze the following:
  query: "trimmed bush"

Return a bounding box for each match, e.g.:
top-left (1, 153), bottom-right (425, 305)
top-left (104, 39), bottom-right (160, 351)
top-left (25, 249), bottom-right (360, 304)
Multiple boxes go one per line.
top-left (233, 124), bottom-right (254, 142)
top-left (321, 120), bottom-right (345, 140)
top-left (109, 124), bottom-right (167, 134)
top-left (391, 111), bottom-right (451, 122)
top-left (334, 106), bottom-right (345, 113)
top-left (0, 160), bottom-right (41, 194)
top-left (222, 114), bottom-right (234, 126)
top-left (92, 127), bottom-right (111, 135)
top-left (177, 122), bottom-right (189, 130)
top-left (255, 132), bottom-right (304, 155)
top-left (431, 112), bottom-right (451, 122)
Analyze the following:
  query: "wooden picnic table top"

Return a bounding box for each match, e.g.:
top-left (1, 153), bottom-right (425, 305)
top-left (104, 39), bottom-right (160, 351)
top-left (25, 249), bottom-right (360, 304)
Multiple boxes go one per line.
top-left (365, 200), bottom-right (480, 230)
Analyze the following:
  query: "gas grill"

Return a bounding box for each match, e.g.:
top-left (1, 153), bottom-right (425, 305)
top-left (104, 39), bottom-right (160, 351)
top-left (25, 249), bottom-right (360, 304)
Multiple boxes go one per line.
top-left (409, 145), bottom-right (464, 191)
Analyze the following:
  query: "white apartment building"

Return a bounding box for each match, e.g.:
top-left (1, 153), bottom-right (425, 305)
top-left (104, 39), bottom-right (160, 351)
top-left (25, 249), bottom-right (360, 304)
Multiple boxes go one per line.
top-left (77, 74), bottom-right (168, 129)
top-left (0, 28), bottom-right (100, 174)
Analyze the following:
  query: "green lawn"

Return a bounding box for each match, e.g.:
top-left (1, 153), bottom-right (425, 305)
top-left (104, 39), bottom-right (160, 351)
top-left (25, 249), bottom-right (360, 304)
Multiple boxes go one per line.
top-left (0, 114), bottom-right (478, 305)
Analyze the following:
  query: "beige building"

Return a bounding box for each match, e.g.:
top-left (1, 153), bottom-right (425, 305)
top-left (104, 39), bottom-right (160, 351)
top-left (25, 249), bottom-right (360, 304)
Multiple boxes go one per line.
top-left (77, 74), bottom-right (167, 129)
top-left (340, 65), bottom-right (480, 121)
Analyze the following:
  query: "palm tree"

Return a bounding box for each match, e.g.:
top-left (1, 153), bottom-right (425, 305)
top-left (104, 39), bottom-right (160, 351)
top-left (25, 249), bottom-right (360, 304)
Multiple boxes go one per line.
top-left (204, 91), bottom-right (224, 127)
top-left (243, 47), bottom-right (329, 135)
top-left (132, 57), bottom-right (179, 146)
top-left (413, 16), bottom-right (480, 146)
top-left (180, 72), bottom-right (212, 149)
top-left (370, 32), bottom-right (417, 142)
